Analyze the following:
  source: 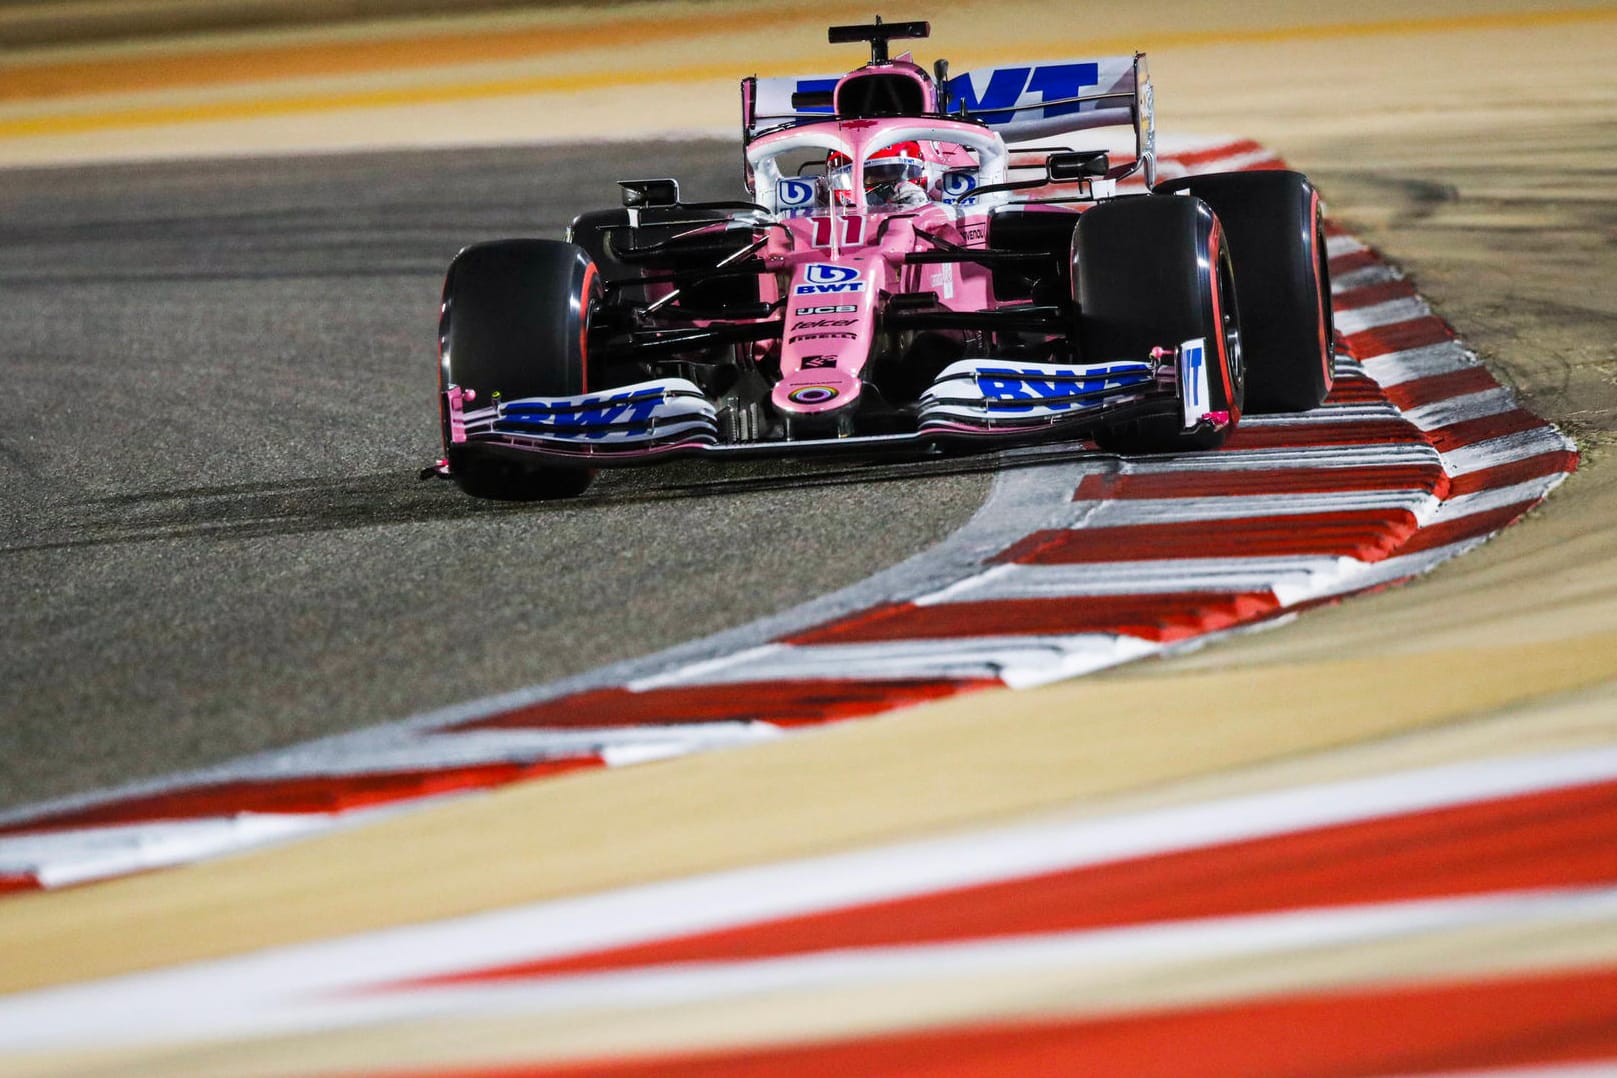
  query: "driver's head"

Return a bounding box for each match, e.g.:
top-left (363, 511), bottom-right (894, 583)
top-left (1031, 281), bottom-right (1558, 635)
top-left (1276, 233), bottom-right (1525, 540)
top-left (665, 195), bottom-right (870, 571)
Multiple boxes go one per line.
top-left (827, 140), bottom-right (927, 206)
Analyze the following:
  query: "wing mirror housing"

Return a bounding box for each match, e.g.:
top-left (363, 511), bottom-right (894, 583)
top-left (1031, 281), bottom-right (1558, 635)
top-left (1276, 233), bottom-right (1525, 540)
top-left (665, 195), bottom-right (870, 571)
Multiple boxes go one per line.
top-left (1047, 151), bottom-right (1110, 182)
top-left (619, 178), bottom-right (681, 208)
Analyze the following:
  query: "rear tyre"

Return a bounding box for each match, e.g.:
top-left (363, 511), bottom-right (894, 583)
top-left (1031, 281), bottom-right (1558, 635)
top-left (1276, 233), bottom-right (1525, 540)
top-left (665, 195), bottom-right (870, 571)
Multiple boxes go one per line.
top-left (1074, 194), bottom-right (1243, 453)
top-left (1154, 170), bottom-right (1333, 413)
top-left (438, 239), bottom-right (599, 501)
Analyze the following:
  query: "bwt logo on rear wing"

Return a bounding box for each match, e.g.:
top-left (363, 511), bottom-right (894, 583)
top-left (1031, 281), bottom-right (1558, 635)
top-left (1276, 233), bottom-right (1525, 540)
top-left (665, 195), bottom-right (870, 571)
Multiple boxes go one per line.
top-left (743, 54), bottom-right (1154, 183)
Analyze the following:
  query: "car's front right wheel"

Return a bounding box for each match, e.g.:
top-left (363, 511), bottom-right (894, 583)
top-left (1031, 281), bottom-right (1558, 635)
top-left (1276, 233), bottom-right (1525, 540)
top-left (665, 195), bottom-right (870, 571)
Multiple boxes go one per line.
top-left (1074, 193), bottom-right (1244, 453)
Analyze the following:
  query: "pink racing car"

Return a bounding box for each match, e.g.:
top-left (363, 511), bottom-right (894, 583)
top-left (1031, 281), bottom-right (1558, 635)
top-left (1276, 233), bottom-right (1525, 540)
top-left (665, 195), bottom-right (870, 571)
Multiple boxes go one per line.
top-left (432, 18), bottom-right (1333, 500)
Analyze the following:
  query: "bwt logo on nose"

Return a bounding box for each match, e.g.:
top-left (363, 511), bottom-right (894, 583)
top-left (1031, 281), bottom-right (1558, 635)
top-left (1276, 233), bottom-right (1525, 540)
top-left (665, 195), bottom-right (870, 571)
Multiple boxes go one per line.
top-left (805, 264), bottom-right (860, 284)
top-left (795, 263), bottom-right (866, 295)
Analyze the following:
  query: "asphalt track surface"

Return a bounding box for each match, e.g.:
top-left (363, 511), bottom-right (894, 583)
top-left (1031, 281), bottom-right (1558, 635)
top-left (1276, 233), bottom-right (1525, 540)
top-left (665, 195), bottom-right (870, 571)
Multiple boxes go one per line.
top-left (0, 141), bottom-right (991, 809)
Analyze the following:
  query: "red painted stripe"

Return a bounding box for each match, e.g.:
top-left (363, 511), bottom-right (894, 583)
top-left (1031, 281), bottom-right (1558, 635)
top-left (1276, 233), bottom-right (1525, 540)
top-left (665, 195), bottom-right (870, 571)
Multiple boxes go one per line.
top-left (997, 509), bottom-right (1420, 564)
top-left (0, 757), bottom-right (604, 836)
top-left (1322, 374), bottom-right (1394, 405)
top-left (386, 966), bottom-right (1617, 1078)
top-left (1328, 248), bottom-right (1384, 277)
top-left (0, 873), bottom-right (43, 895)
top-left (1219, 417), bottom-right (1422, 449)
top-left (783, 592), bottom-right (1282, 646)
top-left (451, 679), bottom-right (998, 733)
top-left (1446, 450), bottom-right (1578, 496)
top-left (414, 777), bottom-right (1617, 985)
top-left (1166, 139), bottom-right (1266, 169)
top-left (1072, 463), bottom-right (1450, 502)
top-left (1395, 500), bottom-right (1542, 557)
top-left (1332, 277), bottom-right (1418, 312)
top-left (1380, 366), bottom-right (1502, 411)
top-left (1427, 409), bottom-right (1552, 453)
top-left (1342, 315), bottom-right (1455, 360)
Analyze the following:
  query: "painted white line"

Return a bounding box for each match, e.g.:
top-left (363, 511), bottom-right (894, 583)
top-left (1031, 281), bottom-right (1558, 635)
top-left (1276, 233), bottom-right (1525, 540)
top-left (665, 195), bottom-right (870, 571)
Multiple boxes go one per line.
top-left (3, 814), bottom-right (350, 889)
top-left (1326, 233), bottom-right (1370, 258)
top-left (3, 747), bottom-right (1615, 1054)
top-left (1406, 387), bottom-right (1522, 431)
top-left (1362, 341), bottom-right (1477, 386)
top-left (1076, 489), bottom-right (1434, 524)
top-left (637, 634), bottom-right (1157, 691)
top-left (1336, 296), bottom-right (1434, 334)
top-left (919, 556), bottom-right (1353, 604)
top-left (1442, 426), bottom-right (1577, 475)
top-left (1332, 261), bottom-right (1402, 291)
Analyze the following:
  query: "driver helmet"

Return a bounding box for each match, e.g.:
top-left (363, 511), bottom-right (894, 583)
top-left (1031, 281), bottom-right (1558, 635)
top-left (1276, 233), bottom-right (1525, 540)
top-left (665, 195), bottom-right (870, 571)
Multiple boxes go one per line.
top-left (828, 140), bottom-right (927, 206)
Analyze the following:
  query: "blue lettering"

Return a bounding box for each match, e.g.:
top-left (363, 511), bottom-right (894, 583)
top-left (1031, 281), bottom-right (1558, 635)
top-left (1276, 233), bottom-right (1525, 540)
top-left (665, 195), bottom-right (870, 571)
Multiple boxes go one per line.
top-left (1184, 342), bottom-right (1204, 407)
top-left (794, 282), bottom-right (865, 295)
top-left (946, 63), bottom-right (1101, 126)
top-left (978, 377), bottom-right (1033, 400)
top-left (946, 66), bottom-right (1030, 126)
top-left (1026, 63), bottom-right (1100, 119)
top-left (794, 78), bottom-right (837, 113)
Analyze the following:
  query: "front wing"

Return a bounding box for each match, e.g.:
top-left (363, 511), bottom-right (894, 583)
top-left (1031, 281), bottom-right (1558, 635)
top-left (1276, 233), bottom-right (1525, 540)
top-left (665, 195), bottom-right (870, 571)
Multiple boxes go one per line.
top-left (441, 341), bottom-right (1218, 467)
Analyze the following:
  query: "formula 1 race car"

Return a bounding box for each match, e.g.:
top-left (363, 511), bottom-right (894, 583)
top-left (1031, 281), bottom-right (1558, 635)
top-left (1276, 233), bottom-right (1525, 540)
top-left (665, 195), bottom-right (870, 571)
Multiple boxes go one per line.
top-left (432, 18), bottom-right (1333, 499)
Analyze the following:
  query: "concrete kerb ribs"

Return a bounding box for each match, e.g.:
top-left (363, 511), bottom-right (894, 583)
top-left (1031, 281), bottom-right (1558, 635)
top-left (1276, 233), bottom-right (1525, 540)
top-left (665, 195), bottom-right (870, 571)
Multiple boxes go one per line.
top-left (0, 136), bottom-right (1578, 894)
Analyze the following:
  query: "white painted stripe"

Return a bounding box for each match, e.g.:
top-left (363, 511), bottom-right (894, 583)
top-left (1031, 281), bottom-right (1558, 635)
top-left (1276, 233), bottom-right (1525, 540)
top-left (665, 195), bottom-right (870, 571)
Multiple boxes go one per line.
top-left (1331, 261), bottom-right (1402, 291)
top-left (634, 635), bottom-right (1157, 692)
top-left (3, 749), bottom-right (1616, 1054)
top-left (1336, 297), bottom-right (1433, 334)
top-left (0, 814), bottom-right (340, 888)
top-left (1442, 425), bottom-right (1577, 475)
top-left (169, 889), bottom-right (1617, 1037)
top-left (1075, 488), bottom-right (1433, 524)
top-left (1385, 1064), bottom-right (1617, 1078)
top-left (920, 556), bottom-right (1351, 603)
top-left (1239, 403), bottom-right (1403, 424)
top-left (1405, 387), bottom-right (1521, 431)
top-left (1326, 233), bottom-right (1369, 258)
top-left (1137, 443), bottom-right (1441, 471)
top-left (253, 723), bottom-right (781, 778)
top-left (1426, 476), bottom-right (1565, 523)
top-left (1361, 341), bottom-right (1476, 386)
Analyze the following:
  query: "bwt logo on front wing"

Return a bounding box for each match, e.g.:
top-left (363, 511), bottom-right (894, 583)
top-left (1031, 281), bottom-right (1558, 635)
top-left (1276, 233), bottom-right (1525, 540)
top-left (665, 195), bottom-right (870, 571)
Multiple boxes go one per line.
top-left (502, 391), bottom-right (658, 435)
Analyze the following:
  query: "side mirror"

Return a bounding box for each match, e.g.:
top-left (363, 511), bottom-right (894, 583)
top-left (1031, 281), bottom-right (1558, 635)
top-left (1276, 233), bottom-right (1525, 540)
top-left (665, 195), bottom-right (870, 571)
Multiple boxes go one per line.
top-left (1047, 151), bottom-right (1109, 182)
top-left (619, 178), bottom-right (680, 208)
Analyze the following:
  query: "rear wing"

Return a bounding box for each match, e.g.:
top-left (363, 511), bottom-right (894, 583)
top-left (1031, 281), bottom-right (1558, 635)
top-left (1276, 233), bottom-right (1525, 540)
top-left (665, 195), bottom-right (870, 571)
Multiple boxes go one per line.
top-left (742, 53), bottom-right (1156, 184)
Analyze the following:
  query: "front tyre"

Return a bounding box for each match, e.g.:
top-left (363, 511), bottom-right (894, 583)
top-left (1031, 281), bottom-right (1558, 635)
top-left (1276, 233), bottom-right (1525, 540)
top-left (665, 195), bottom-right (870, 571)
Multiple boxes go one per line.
top-left (438, 240), bottom-right (599, 501)
top-left (1155, 170), bottom-right (1333, 413)
top-left (1075, 194), bottom-right (1243, 453)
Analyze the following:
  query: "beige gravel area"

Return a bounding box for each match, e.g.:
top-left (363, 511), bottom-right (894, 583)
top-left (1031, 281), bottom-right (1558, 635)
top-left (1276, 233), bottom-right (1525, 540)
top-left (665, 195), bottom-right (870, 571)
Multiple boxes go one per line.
top-left (3, 1), bottom-right (1617, 1070)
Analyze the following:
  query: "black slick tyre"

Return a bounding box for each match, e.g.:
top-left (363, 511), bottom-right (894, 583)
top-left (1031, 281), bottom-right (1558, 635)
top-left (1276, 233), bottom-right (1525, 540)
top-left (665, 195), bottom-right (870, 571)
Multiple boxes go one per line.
top-left (438, 239), bottom-right (599, 501)
top-left (1154, 170), bottom-right (1333, 413)
top-left (1074, 194), bottom-right (1244, 453)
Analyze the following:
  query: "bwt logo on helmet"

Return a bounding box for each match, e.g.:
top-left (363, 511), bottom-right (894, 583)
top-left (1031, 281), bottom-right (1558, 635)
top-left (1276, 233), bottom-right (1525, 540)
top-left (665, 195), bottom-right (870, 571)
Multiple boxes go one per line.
top-left (794, 263), bottom-right (865, 295)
